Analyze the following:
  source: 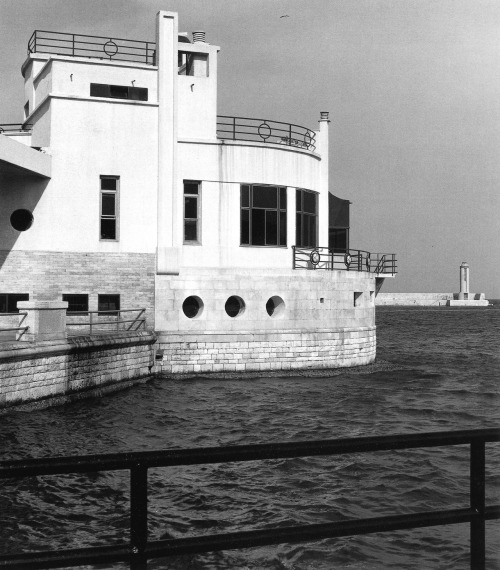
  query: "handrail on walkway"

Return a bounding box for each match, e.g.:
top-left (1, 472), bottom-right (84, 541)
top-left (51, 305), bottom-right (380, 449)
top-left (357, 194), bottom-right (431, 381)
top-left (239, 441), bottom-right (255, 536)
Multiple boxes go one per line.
top-left (66, 308), bottom-right (146, 335)
top-left (0, 312), bottom-right (28, 340)
top-left (0, 428), bottom-right (498, 569)
top-left (293, 246), bottom-right (397, 274)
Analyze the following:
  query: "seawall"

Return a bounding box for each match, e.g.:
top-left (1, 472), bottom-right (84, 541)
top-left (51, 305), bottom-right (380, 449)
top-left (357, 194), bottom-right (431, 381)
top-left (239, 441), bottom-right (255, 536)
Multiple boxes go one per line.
top-left (376, 293), bottom-right (487, 306)
top-left (0, 331), bottom-right (156, 410)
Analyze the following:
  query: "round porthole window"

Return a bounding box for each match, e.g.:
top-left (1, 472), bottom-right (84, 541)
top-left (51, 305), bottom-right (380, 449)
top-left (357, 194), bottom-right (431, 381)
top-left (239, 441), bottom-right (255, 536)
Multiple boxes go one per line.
top-left (225, 296), bottom-right (245, 318)
top-left (10, 209), bottom-right (34, 232)
top-left (182, 296), bottom-right (203, 319)
top-left (266, 296), bottom-right (285, 317)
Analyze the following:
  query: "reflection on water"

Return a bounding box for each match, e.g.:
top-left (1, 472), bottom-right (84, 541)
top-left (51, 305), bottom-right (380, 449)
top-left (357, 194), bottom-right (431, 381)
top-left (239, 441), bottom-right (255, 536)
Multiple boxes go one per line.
top-left (0, 307), bottom-right (499, 569)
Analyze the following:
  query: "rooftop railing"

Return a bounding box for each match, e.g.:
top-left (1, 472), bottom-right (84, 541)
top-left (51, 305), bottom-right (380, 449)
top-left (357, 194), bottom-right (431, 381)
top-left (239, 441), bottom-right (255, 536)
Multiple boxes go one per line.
top-left (217, 116), bottom-right (316, 151)
top-left (0, 429), bottom-right (498, 569)
top-left (293, 246), bottom-right (397, 274)
top-left (27, 30), bottom-right (156, 65)
top-left (0, 124), bottom-right (32, 133)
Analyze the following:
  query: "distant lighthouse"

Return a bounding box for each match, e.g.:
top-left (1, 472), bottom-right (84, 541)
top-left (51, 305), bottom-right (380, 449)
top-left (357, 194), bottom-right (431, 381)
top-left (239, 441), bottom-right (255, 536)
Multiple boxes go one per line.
top-left (458, 262), bottom-right (469, 300)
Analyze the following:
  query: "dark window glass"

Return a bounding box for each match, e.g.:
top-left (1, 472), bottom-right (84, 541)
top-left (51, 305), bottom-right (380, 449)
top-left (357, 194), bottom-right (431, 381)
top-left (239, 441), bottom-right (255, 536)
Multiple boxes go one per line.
top-left (225, 296), bottom-right (243, 317)
top-left (100, 177), bottom-right (118, 241)
top-left (184, 197), bottom-right (198, 219)
top-left (265, 210), bottom-right (278, 245)
top-left (62, 294), bottom-right (89, 313)
top-left (182, 296), bottom-right (201, 318)
top-left (184, 181), bottom-right (200, 243)
top-left (98, 294), bottom-right (120, 314)
top-left (253, 186), bottom-right (278, 209)
top-left (101, 193), bottom-right (116, 216)
top-left (100, 218), bottom-right (116, 240)
top-left (241, 185), bottom-right (250, 208)
top-left (184, 182), bottom-right (199, 195)
top-left (251, 209), bottom-right (266, 246)
top-left (90, 83), bottom-right (148, 102)
top-left (109, 85), bottom-right (129, 99)
top-left (329, 228), bottom-right (348, 253)
top-left (240, 185), bottom-right (286, 246)
top-left (296, 189), bottom-right (318, 247)
top-left (0, 294), bottom-right (29, 313)
top-left (241, 209), bottom-right (249, 244)
top-left (101, 178), bottom-right (117, 191)
top-left (279, 211), bottom-right (287, 245)
top-left (129, 87), bottom-right (148, 101)
top-left (184, 220), bottom-right (197, 241)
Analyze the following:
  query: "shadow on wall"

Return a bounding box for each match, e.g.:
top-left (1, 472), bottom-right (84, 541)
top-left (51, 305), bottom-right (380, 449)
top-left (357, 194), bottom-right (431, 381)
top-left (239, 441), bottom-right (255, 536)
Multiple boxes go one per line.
top-left (0, 174), bottom-right (48, 270)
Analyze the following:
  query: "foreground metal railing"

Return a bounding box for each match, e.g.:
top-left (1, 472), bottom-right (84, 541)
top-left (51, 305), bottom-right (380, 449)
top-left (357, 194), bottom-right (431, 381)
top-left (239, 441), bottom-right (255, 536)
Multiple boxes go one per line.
top-left (66, 308), bottom-right (146, 335)
top-left (0, 123), bottom-right (32, 133)
top-left (0, 429), bottom-right (498, 569)
top-left (0, 312), bottom-right (28, 340)
top-left (27, 30), bottom-right (156, 65)
top-left (293, 246), bottom-right (397, 274)
top-left (217, 115), bottom-right (316, 151)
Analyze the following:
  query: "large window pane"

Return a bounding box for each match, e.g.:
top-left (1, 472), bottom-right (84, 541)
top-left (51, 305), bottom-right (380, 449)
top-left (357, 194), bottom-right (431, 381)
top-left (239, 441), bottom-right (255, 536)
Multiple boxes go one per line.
top-left (100, 218), bottom-right (116, 240)
top-left (101, 193), bottom-right (116, 216)
top-left (304, 191), bottom-right (317, 214)
top-left (184, 220), bottom-right (197, 241)
top-left (279, 211), bottom-right (287, 246)
top-left (265, 210), bottom-right (278, 245)
top-left (101, 178), bottom-right (117, 191)
top-left (253, 186), bottom-right (277, 209)
top-left (251, 209), bottom-right (266, 245)
top-left (296, 213), bottom-right (302, 246)
top-left (241, 185), bottom-right (250, 207)
top-left (241, 209), bottom-right (249, 244)
top-left (184, 197), bottom-right (197, 219)
top-left (296, 189), bottom-right (318, 247)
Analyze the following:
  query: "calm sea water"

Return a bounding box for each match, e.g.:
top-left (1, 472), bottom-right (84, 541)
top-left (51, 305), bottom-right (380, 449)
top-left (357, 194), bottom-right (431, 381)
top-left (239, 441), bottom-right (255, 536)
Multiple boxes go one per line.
top-left (0, 306), bottom-right (499, 569)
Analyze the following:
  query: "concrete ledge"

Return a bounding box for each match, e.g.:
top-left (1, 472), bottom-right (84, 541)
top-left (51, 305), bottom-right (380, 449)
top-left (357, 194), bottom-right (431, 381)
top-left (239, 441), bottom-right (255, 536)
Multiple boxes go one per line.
top-left (0, 133), bottom-right (51, 178)
top-left (447, 300), bottom-right (489, 307)
top-left (0, 331), bottom-right (156, 365)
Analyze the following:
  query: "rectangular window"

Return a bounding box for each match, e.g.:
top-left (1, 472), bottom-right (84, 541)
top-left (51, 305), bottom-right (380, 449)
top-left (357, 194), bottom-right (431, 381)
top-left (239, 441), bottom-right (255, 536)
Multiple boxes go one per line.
top-left (90, 83), bottom-right (148, 101)
top-left (98, 294), bottom-right (120, 315)
top-left (184, 181), bottom-right (200, 243)
top-left (0, 294), bottom-right (29, 313)
top-left (178, 52), bottom-right (208, 76)
top-left (100, 176), bottom-right (119, 241)
top-left (296, 189), bottom-right (318, 247)
top-left (240, 185), bottom-right (287, 246)
top-left (62, 294), bottom-right (89, 313)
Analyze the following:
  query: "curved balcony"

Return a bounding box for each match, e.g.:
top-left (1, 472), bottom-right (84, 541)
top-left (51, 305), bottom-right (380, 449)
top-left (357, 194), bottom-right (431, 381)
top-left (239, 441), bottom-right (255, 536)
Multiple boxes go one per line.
top-left (217, 116), bottom-right (316, 152)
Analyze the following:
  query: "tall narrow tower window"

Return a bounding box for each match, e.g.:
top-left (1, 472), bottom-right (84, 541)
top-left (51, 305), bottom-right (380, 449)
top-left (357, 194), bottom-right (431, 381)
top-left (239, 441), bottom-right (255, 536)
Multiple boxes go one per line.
top-left (100, 176), bottom-right (119, 241)
top-left (296, 189), bottom-right (318, 248)
top-left (184, 181), bottom-right (201, 243)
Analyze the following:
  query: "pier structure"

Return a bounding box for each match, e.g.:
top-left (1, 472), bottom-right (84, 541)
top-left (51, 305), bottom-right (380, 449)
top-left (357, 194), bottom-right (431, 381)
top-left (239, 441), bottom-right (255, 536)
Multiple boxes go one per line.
top-left (0, 11), bottom-right (397, 407)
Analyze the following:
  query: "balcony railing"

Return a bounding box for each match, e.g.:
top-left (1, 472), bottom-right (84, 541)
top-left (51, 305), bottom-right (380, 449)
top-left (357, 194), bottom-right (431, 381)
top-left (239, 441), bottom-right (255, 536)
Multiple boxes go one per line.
top-left (293, 246), bottom-right (397, 274)
top-left (217, 116), bottom-right (316, 151)
top-left (0, 124), bottom-right (32, 133)
top-left (27, 30), bottom-right (156, 65)
top-left (0, 312), bottom-right (28, 342)
top-left (66, 308), bottom-right (146, 335)
top-left (0, 429), bottom-right (498, 569)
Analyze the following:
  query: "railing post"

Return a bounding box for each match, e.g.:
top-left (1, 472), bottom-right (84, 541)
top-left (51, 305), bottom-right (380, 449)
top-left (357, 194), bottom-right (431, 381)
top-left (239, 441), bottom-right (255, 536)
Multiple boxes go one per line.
top-left (90, 311), bottom-right (93, 335)
top-left (130, 464), bottom-right (148, 570)
top-left (289, 123), bottom-right (292, 145)
top-left (145, 42), bottom-right (149, 64)
top-left (233, 117), bottom-right (236, 140)
top-left (292, 246), bottom-right (296, 269)
top-left (72, 34), bottom-right (75, 57)
top-left (470, 439), bottom-right (486, 570)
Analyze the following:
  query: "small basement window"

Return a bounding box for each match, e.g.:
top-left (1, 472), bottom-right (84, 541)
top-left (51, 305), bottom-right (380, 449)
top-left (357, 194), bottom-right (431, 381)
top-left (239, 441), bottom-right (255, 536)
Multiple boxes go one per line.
top-left (90, 83), bottom-right (148, 101)
top-left (62, 294), bottom-right (89, 313)
top-left (0, 293), bottom-right (29, 313)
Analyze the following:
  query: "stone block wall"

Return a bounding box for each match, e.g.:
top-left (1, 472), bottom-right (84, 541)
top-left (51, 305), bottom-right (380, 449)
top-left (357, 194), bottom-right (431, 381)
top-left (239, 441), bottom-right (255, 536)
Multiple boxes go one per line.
top-left (156, 267), bottom-right (377, 372)
top-left (0, 331), bottom-right (156, 409)
top-left (0, 250), bottom-right (156, 327)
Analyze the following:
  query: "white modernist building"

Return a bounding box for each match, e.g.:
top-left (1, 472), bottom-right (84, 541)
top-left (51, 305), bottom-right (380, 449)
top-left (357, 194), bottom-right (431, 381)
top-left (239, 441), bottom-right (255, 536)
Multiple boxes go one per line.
top-left (0, 11), bottom-right (396, 373)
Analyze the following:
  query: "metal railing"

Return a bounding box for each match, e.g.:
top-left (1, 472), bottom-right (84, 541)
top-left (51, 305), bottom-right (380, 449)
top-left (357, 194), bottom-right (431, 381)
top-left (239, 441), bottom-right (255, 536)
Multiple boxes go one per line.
top-left (27, 30), bottom-right (156, 65)
top-left (66, 308), bottom-right (146, 335)
top-left (217, 116), bottom-right (316, 151)
top-left (0, 312), bottom-right (28, 340)
top-left (293, 246), bottom-right (397, 274)
top-left (0, 123), bottom-right (32, 133)
top-left (0, 429), bottom-right (498, 569)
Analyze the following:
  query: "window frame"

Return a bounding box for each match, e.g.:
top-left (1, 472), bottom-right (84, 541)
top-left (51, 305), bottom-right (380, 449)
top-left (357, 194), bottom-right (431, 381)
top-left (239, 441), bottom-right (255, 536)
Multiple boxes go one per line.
top-left (62, 294), bottom-right (89, 314)
top-left (100, 176), bottom-right (119, 242)
top-left (183, 180), bottom-right (201, 244)
top-left (296, 188), bottom-right (318, 248)
top-left (90, 83), bottom-right (148, 101)
top-left (97, 294), bottom-right (121, 316)
top-left (0, 293), bottom-right (29, 314)
top-left (240, 184), bottom-right (287, 247)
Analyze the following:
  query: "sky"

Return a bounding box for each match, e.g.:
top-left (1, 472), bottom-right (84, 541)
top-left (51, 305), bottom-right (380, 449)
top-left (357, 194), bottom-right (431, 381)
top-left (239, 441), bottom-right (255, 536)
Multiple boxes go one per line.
top-left (1, 0), bottom-right (499, 297)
